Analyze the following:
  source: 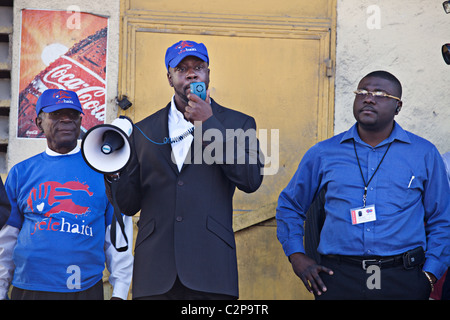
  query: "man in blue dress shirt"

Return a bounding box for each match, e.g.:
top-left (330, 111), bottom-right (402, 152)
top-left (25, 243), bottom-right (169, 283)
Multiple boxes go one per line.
top-left (276, 71), bottom-right (450, 299)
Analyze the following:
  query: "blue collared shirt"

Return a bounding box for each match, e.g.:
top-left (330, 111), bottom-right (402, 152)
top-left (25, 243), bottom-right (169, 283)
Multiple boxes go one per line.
top-left (276, 122), bottom-right (450, 278)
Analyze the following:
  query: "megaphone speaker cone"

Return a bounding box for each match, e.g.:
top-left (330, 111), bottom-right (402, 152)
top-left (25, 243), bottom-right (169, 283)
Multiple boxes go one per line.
top-left (102, 130), bottom-right (125, 154)
top-left (81, 123), bottom-right (132, 175)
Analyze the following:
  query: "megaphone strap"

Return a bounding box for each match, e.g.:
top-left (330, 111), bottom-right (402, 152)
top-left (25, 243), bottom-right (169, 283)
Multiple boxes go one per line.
top-left (110, 180), bottom-right (129, 252)
top-left (133, 123), bottom-right (194, 145)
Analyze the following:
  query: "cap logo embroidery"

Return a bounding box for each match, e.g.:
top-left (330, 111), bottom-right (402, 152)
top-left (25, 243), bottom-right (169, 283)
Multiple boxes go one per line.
top-left (53, 90), bottom-right (74, 104)
top-left (176, 41), bottom-right (195, 55)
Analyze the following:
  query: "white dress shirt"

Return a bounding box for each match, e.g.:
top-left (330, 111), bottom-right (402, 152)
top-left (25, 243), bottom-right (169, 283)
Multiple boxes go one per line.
top-left (168, 96), bottom-right (194, 171)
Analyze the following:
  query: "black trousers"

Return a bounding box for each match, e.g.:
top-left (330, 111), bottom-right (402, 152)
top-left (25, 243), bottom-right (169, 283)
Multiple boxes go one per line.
top-left (11, 280), bottom-right (104, 300)
top-left (442, 268), bottom-right (450, 300)
top-left (134, 276), bottom-right (237, 300)
top-left (315, 256), bottom-right (432, 300)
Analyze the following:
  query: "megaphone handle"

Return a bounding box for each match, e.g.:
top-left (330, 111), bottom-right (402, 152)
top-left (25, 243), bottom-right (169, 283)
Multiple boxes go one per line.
top-left (110, 180), bottom-right (129, 252)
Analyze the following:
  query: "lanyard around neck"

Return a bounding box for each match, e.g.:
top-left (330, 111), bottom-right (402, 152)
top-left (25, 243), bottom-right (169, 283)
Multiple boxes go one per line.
top-left (353, 140), bottom-right (392, 207)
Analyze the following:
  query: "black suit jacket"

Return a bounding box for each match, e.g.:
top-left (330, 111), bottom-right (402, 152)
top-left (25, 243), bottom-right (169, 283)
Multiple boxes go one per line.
top-left (114, 99), bottom-right (263, 298)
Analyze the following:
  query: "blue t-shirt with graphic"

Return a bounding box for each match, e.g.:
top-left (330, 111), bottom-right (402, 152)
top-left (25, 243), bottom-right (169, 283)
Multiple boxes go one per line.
top-left (5, 151), bottom-right (113, 292)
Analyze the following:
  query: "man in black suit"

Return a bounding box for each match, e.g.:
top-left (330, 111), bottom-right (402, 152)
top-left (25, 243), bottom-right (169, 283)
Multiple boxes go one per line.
top-left (108, 40), bottom-right (264, 299)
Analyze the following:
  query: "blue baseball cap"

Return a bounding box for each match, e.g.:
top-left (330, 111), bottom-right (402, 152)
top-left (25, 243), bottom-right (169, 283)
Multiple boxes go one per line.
top-left (36, 89), bottom-right (84, 116)
top-left (165, 40), bottom-right (209, 70)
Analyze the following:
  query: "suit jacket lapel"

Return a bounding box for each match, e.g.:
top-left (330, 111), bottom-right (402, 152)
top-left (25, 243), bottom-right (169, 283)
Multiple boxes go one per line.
top-left (155, 103), bottom-right (180, 176)
top-left (210, 98), bottom-right (226, 123)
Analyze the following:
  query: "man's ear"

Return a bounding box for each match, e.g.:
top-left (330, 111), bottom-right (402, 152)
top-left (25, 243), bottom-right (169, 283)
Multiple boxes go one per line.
top-left (167, 71), bottom-right (173, 87)
top-left (35, 115), bottom-right (44, 132)
top-left (395, 101), bottom-right (403, 115)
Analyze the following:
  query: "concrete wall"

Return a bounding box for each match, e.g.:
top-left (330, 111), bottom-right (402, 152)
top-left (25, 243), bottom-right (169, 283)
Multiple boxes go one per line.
top-left (335, 0), bottom-right (450, 154)
top-left (8, 0), bottom-right (121, 170)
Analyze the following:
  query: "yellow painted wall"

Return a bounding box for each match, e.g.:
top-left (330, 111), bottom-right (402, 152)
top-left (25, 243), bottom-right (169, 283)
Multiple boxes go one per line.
top-left (236, 218), bottom-right (313, 300)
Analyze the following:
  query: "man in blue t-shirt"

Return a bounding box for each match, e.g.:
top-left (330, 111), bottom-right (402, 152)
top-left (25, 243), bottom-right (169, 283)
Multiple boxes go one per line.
top-left (0, 89), bottom-right (133, 300)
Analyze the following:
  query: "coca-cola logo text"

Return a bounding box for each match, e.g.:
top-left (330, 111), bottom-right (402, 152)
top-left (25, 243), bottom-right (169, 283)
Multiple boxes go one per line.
top-left (42, 56), bottom-right (105, 121)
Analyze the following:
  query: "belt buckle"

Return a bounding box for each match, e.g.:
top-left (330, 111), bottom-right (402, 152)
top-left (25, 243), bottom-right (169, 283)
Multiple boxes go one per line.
top-left (362, 259), bottom-right (379, 270)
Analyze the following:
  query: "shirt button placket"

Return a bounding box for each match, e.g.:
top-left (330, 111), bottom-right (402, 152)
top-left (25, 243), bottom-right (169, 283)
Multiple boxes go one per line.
top-left (365, 147), bottom-right (378, 255)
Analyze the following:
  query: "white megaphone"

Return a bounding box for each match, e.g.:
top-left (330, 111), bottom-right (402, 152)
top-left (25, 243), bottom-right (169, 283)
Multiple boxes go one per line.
top-left (81, 116), bottom-right (133, 174)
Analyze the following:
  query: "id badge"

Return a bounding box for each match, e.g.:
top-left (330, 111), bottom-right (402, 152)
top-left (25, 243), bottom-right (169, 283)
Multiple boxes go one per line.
top-left (350, 204), bottom-right (376, 225)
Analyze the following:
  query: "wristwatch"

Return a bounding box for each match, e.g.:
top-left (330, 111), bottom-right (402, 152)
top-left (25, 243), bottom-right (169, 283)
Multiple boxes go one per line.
top-left (105, 172), bottom-right (121, 183)
top-left (423, 271), bottom-right (435, 291)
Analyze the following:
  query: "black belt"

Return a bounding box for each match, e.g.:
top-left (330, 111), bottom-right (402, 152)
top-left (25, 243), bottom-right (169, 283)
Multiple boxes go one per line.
top-left (325, 247), bottom-right (425, 271)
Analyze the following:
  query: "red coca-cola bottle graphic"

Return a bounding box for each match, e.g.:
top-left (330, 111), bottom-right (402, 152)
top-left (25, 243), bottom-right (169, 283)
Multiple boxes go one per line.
top-left (18, 27), bottom-right (108, 138)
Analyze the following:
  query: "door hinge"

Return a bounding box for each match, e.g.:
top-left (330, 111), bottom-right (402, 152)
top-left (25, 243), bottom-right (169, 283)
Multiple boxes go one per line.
top-left (325, 59), bottom-right (334, 78)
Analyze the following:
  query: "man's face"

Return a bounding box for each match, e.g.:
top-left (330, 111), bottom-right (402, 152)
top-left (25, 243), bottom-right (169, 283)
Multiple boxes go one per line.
top-left (167, 56), bottom-right (210, 107)
top-left (353, 76), bottom-right (402, 131)
top-left (35, 108), bottom-right (82, 153)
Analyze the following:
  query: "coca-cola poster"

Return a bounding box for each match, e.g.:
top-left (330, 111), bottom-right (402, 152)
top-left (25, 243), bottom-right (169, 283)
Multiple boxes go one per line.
top-left (17, 9), bottom-right (108, 138)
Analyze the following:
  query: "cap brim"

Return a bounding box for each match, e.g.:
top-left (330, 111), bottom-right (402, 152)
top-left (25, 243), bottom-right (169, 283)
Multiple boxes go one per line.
top-left (41, 104), bottom-right (84, 115)
top-left (168, 52), bottom-right (209, 69)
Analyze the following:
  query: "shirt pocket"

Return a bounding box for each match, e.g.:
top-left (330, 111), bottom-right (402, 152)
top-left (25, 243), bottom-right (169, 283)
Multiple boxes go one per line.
top-left (377, 167), bottom-right (422, 211)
